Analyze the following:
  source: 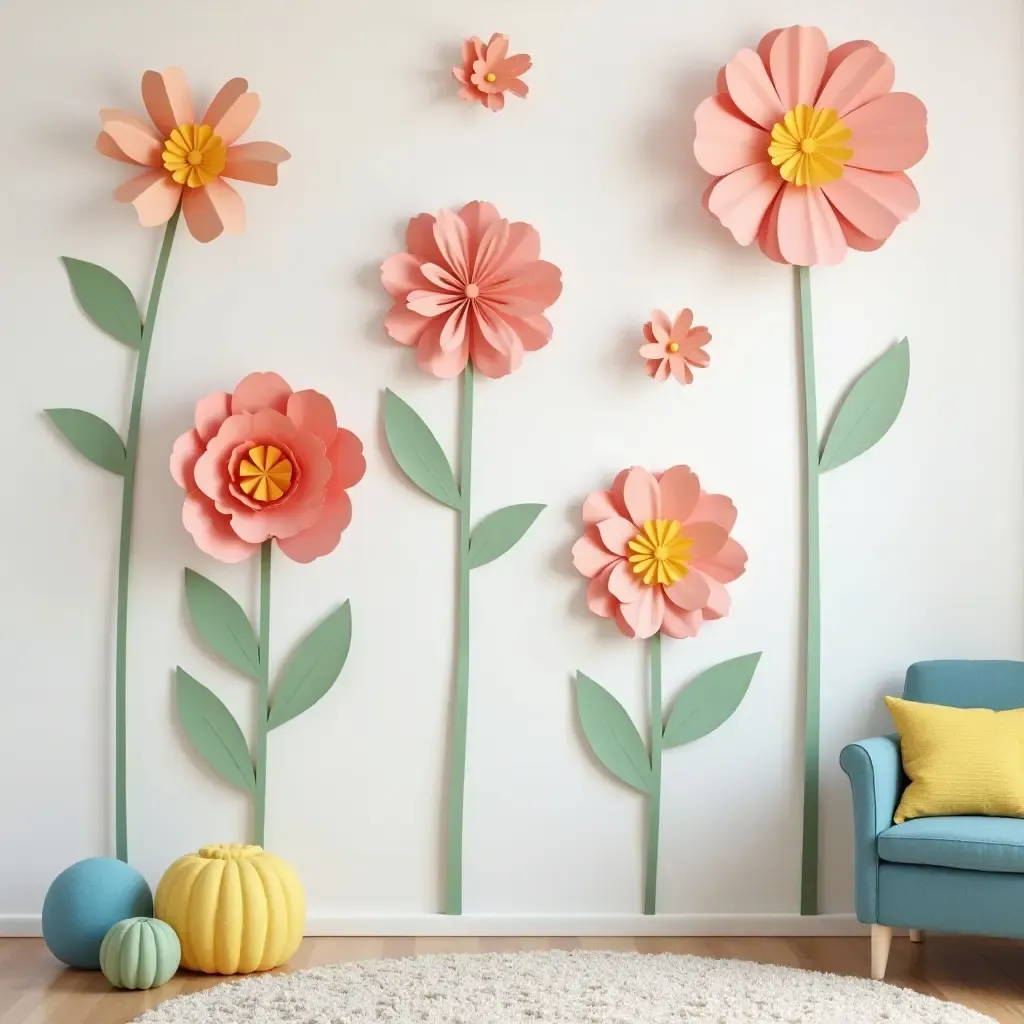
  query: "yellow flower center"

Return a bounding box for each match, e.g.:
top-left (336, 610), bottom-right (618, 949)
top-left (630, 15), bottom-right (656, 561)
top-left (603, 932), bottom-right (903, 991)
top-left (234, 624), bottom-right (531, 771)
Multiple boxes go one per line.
top-left (485, 72), bottom-right (497, 83)
top-left (238, 445), bottom-right (293, 503)
top-left (768, 105), bottom-right (853, 188)
top-left (667, 342), bottom-right (679, 353)
top-left (162, 122), bottom-right (227, 189)
top-left (627, 519), bottom-right (692, 586)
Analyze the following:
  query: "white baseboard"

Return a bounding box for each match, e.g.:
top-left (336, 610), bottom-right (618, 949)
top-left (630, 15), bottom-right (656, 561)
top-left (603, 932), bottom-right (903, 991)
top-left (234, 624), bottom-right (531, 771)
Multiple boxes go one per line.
top-left (0, 913), bottom-right (867, 939)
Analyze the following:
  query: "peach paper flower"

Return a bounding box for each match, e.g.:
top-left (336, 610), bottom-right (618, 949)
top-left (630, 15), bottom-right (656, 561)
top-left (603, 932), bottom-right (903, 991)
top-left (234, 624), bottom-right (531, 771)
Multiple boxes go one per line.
top-left (693, 26), bottom-right (928, 265)
top-left (572, 466), bottom-right (747, 640)
top-left (641, 309), bottom-right (711, 384)
top-left (171, 372), bottom-right (365, 564)
top-left (381, 201), bottom-right (562, 378)
top-left (97, 67), bottom-right (290, 243)
top-left (453, 34), bottom-right (531, 111)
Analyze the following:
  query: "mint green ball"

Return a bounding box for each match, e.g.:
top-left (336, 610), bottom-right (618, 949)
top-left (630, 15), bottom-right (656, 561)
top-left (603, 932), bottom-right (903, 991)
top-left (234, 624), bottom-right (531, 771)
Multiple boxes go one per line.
top-left (99, 917), bottom-right (180, 990)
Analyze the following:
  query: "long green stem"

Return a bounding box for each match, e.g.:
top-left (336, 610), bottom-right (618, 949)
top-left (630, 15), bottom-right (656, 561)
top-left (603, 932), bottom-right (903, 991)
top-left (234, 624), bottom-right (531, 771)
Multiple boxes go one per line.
top-left (254, 540), bottom-right (272, 848)
top-left (797, 264), bottom-right (821, 916)
top-left (445, 363), bottom-right (474, 915)
top-left (644, 632), bottom-right (663, 915)
top-left (113, 205), bottom-right (180, 862)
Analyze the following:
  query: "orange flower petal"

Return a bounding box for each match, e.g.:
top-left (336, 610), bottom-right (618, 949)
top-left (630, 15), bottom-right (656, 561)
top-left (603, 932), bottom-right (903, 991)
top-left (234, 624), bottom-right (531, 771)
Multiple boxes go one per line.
top-left (223, 141), bottom-right (290, 185)
top-left (97, 109), bottom-right (162, 166)
top-left (181, 178), bottom-right (245, 243)
top-left (113, 170), bottom-right (182, 227)
top-left (141, 67), bottom-right (194, 139)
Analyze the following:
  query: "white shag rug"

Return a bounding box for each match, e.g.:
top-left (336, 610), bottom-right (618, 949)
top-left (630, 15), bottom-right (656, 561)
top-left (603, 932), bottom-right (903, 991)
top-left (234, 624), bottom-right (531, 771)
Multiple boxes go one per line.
top-left (133, 950), bottom-right (993, 1023)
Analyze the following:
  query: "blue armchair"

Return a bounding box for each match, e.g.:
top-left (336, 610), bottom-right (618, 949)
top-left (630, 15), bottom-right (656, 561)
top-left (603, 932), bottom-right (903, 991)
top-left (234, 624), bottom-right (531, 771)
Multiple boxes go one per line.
top-left (841, 660), bottom-right (1024, 979)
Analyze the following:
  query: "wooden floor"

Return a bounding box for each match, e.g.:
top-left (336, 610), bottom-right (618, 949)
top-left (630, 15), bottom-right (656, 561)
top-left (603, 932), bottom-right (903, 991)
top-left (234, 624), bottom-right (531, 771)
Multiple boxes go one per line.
top-left (3, 934), bottom-right (1024, 1023)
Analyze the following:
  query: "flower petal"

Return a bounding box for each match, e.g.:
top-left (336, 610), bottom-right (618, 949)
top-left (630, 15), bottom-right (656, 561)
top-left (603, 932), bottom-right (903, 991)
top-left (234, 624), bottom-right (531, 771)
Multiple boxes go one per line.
top-left (202, 79), bottom-right (246, 133)
top-left (694, 537), bottom-right (748, 583)
top-left (141, 67), bottom-right (194, 139)
top-left (701, 575), bottom-right (732, 620)
top-left (406, 290), bottom-right (462, 317)
top-left (775, 182), bottom-right (847, 266)
top-left (195, 391), bottom-right (232, 442)
top-left (836, 211), bottom-right (886, 252)
top-left (406, 213), bottom-right (444, 265)
top-left (586, 563), bottom-right (618, 618)
top-left (486, 33), bottom-right (509, 63)
top-left (686, 522), bottom-right (729, 560)
top-left (623, 466), bottom-right (661, 524)
top-left (768, 25), bottom-right (828, 111)
top-left (650, 310), bottom-right (672, 344)
top-left (639, 343), bottom-right (665, 359)
top-left (326, 428), bottom-right (366, 491)
top-left (385, 304), bottom-right (429, 345)
top-left (757, 187), bottom-right (788, 263)
top-left (381, 253), bottom-right (428, 299)
top-left (845, 93), bottom-right (928, 172)
top-left (816, 44), bottom-right (895, 118)
top-left (661, 602), bottom-right (703, 639)
top-left (114, 170), bottom-right (182, 227)
top-left (286, 389), bottom-right (337, 447)
top-left (98, 110), bottom-right (162, 166)
top-left (670, 309), bottom-right (694, 337)
top-left (231, 372), bottom-right (292, 415)
top-left (693, 94), bottom-right (770, 177)
top-left (689, 492), bottom-right (737, 532)
top-left (223, 141), bottom-right (290, 185)
top-left (581, 487), bottom-right (621, 525)
top-left (415, 318), bottom-right (468, 378)
top-left (659, 465), bottom-right (700, 523)
top-left (503, 314), bottom-right (552, 352)
top-left (619, 587), bottom-right (665, 640)
top-left (724, 48), bottom-right (784, 130)
top-left (821, 167), bottom-right (919, 241)
top-left (181, 179), bottom-right (246, 243)
top-left (182, 493), bottom-right (259, 564)
top-left (665, 571), bottom-right (711, 611)
top-left (608, 560), bottom-right (643, 604)
top-left (171, 430), bottom-right (203, 489)
top-left (572, 528), bottom-right (618, 577)
top-left (707, 163), bottom-right (783, 247)
top-left (204, 81), bottom-right (259, 146)
top-left (597, 516), bottom-right (638, 556)
top-left (433, 208), bottom-right (470, 280)
top-left (276, 491), bottom-right (352, 564)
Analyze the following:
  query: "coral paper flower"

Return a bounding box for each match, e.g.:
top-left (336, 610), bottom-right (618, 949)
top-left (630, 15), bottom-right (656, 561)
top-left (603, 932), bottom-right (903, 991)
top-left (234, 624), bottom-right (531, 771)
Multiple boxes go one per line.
top-left (97, 67), bottom-right (290, 243)
top-left (572, 466), bottom-right (747, 639)
top-left (693, 26), bottom-right (928, 265)
top-left (641, 309), bottom-right (711, 384)
top-left (171, 372), bottom-right (365, 563)
top-left (453, 34), bottom-right (531, 111)
top-left (381, 201), bottom-right (562, 379)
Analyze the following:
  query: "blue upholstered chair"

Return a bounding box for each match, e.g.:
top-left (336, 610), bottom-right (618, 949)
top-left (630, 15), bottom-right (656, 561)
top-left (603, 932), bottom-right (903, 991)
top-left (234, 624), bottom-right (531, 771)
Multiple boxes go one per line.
top-left (841, 660), bottom-right (1024, 980)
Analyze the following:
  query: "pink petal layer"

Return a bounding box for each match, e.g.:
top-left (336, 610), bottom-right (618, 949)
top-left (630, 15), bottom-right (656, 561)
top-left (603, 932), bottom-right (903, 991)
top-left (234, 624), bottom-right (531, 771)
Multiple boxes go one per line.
top-left (385, 305), bottom-right (428, 345)
top-left (597, 516), bottom-right (637, 556)
top-left (694, 537), bottom-right (748, 582)
top-left (141, 67), bottom-right (194, 139)
top-left (195, 392), bottom-right (231, 442)
top-left (202, 79), bottom-right (248, 135)
top-left (693, 94), bottom-right (769, 177)
top-left (816, 44), bottom-right (894, 117)
top-left (769, 25), bottom-right (828, 111)
top-left (276, 492), bottom-right (351, 563)
top-left (776, 183), bottom-right (846, 266)
top-left (821, 167), bottom-right (919, 241)
top-left (381, 253), bottom-right (428, 299)
top-left (98, 110), bottom-right (162, 166)
top-left (223, 142), bottom-right (290, 185)
top-left (661, 602), bottom-right (703, 639)
top-left (572, 529), bottom-right (617, 577)
top-left (665, 571), bottom-right (711, 611)
top-left (708, 163), bottom-right (783, 246)
top-left (170, 429), bottom-right (202, 489)
top-left (208, 89), bottom-right (259, 146)
top-left (845, 93), bottom-right (928, 172)
top-left (182, 179), bottom-right (245, 243)
top-left (326, 428), bottom-right (366, 490)
top-left (623, 467), bottom-right (661, 523)
top-left (619, 587), bottom-right (664, 640)
top-left (724, 48), bottom-right (784, 129)
top-left (690, 492), bottom-right (738, 532)
top-left (686, 522), bottom-right (729, 560)
top-left (586, 564), bottom-right (618, 618)
top-left (286, 389), bottom-right (336, 446)
top-left (608, 560), bottom-right (642, 604)
top-left (182, 493), bottom-right (258, 563)
top-left (114, 171), bottom-right (182, 228)
top-left (659, 466), bottom-right (700, 523)
top-left (232, 372), bottom-right (292, 414)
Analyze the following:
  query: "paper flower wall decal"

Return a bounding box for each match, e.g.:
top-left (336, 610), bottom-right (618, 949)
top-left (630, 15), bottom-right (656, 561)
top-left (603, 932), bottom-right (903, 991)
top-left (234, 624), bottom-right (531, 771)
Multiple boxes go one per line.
top-left (453, 34), bottom-right (531, 111)
top-left (381, 201), bottom-right (562, 378)
top-left (641, 309), bottom-right (712, 384)
top-left (693, 27), bottom-right (927, 267)
top-left (171, 372), bottom-right (364, 846)
top-left (570, 465), bottom-right (758, 914)
top-left (171, 372), bottom-right (366, 564)
top-left (693, 26), bottom-right (921, 914)
top-left (98, 67), bottom-right (290, 243)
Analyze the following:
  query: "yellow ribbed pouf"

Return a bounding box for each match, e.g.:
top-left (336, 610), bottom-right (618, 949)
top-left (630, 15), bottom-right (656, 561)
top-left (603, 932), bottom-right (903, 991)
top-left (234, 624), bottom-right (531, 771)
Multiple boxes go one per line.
top-left (154, 844), bottom-right (304, 975)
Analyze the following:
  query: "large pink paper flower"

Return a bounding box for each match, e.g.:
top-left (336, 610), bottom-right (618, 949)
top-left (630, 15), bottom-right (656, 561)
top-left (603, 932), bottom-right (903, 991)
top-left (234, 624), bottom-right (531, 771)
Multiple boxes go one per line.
top-left (693, 26), bottom-right (927, 265)
top-left (381, 201), bottom-right (562, 378)
top-left (453, 33), bottom-right (531, 111)
top-left (641, 309), bottom-right (711, 384)
top-left (171, 372), bottom-right (365, 563)
top-left (572, 466), bottom-right (747, 639)
top-left (97, 67), bottom-right (290, 243)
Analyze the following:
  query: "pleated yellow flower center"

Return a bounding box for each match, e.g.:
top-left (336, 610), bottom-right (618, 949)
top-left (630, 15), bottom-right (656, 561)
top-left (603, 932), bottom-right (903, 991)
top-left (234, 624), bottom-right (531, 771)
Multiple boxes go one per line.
top-left (628, 519), bottom-right (692, 586)
top-left (768, 105), bottom-right (853, 188)
top-left (162, 122), bottom-right (227, 188)
top-left (238, 445), bottom-right (293, 503)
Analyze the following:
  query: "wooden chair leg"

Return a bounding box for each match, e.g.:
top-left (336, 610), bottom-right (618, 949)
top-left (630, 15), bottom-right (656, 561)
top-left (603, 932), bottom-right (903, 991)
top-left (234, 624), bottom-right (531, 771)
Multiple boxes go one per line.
top-left (871, 924), bottom-right (892, 980)
top-left (908, 929), bottom-right (923, 943)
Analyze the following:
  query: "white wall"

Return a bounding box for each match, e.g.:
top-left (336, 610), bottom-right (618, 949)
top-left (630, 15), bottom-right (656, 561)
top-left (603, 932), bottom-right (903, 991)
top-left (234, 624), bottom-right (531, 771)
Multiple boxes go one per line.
top-left (2, 0), bottom-right (1022, 928)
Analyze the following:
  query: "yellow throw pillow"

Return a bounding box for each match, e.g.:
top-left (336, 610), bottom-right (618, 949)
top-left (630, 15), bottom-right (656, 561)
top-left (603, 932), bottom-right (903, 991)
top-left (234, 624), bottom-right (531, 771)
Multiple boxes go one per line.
top-left (885, 696), bottom-right (1024, 824)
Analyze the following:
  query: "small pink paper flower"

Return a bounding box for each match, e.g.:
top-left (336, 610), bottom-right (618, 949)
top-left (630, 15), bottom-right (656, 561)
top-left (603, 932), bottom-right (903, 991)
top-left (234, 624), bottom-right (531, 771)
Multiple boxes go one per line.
top-left (572, 466), bottom-right (747, 640)
top-left (171, 372), bottom-right (365, 564)
top-left (693, 26), bottom-right (927, 265)
top-left (453, 33), bottom-right (531, 111)
top-left (381, 201), bottom-right (562, 379)
top-left (97, 67), bottom-right (290, 243)
top-left (641, 309), bottom-right (711, 384)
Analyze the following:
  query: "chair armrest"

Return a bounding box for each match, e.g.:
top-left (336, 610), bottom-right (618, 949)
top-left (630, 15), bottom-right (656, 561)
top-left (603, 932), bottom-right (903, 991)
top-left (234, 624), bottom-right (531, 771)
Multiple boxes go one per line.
top-left (840, 735), bottom-right (903, 923)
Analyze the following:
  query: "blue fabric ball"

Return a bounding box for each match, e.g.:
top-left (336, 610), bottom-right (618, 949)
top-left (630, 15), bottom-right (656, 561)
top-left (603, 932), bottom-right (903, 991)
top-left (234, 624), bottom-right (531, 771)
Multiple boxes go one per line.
top-left (42, 858), bottom-right (153, 969)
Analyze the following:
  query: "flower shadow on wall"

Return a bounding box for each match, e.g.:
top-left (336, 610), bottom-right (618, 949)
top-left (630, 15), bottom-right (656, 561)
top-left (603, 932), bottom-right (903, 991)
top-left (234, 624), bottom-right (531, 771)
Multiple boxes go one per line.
top-left (693, 24), bottom-right (924, 914)
top-left (380, 201), bottom-right (561, 914)
top-left (43, 67), bottom-right (288, 863)
top-left (170, 372), bottom-right (365, 847)
top-left (571, 465), bottom-right (761, 915)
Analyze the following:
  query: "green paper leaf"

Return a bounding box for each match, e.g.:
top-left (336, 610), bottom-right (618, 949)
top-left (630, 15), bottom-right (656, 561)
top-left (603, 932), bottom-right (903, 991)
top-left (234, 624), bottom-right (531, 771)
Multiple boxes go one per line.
top-left (383, 389), bottom-right (461, 510)
top-left (45, 408), bottom-right (125, 475)
top-left (175, 667), bottom-right (255, 794)
top-left (62, 257), bottom-right (142, 348)
top-left (574, 672), bottom-right (651, 793)
top-left (468, 503), bottom-right (545, 569)
top-left (662, 653), bottom-right (761, 748)
top-left (819, 338), bottom-right (909, 474)
top-left (268, 601), bottom-right (352, 730)
top-left (183, 569), bottom-right (260, 682)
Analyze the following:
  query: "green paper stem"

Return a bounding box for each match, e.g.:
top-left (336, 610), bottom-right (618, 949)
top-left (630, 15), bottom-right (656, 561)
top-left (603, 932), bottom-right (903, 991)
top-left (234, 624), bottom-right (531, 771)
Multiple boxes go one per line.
top-left (254, 539), bottom-right (272, 847)
top-left (114, 204), bottom-right (180, 862)
top-left (445, 362), bottom-right (474, 915)
top-left (644, 632), bottom-right (663, 916)
top-left (797, 264), bottom-right (821, 916)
